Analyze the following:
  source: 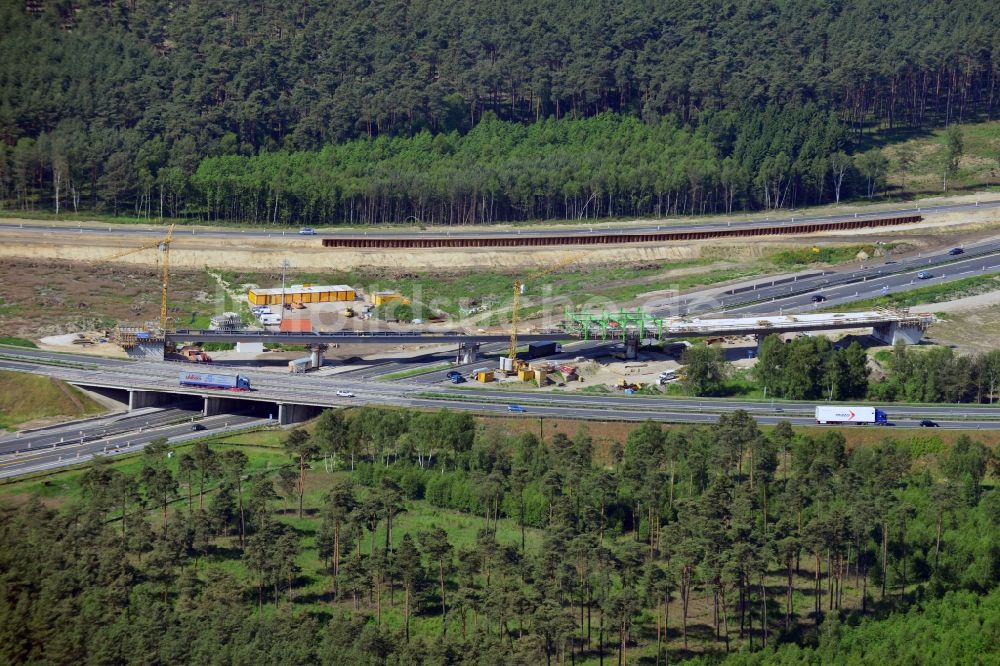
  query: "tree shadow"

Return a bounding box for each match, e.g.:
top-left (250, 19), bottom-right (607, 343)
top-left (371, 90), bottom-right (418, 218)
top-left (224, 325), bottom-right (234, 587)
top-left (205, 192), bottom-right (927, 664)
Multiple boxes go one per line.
top-left (853, 125), bottom-right (937, 152)
top-left (295, 589), bottom-right (336, 605)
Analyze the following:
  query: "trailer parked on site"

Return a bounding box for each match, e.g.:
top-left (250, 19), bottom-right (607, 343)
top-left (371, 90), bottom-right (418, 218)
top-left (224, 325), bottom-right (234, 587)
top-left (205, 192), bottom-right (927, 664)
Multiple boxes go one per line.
top-left (815, 405), bottom-right (887, 425)
top-left (179, 371), bottom-right (252, 391)
top-left (527, 341), bottom-right (563, 358)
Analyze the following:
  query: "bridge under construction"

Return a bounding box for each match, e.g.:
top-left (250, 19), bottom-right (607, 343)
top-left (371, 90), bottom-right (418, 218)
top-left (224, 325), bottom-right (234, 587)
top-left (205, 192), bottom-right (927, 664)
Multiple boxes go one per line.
top-left (154, 309), bottom-right (933, 365)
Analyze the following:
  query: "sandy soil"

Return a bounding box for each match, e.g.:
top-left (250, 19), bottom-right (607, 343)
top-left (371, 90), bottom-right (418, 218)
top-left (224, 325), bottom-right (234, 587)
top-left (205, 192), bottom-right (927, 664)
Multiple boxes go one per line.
top-left (0, 256), bottom-right (218, 341)
top-left (2, 193), bottom-right (998, 271)
top-left (916, 288), bottom-right (1000, 353)
top-left (37, 333), bottom-right (128, 357)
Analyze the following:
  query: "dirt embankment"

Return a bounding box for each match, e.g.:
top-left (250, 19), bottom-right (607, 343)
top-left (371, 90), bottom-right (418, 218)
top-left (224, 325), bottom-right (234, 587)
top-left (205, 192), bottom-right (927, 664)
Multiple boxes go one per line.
top-left (1, 194), bottom-right (997, 271)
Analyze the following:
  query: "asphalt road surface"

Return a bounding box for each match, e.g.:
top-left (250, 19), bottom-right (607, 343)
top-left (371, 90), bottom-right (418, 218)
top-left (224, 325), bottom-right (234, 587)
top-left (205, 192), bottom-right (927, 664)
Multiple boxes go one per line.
top-left (650, 238), bottom-right (1000, 317)
top-left (0, 413), bottom-right (267, 479)
top-left (3, 347), bottom-right (1000, 423)
top-left (0, 403), bottom-right (201, 456)
top-left (722, 248), bottom-right (1000, 316)
top-left (3, 344), bottom-right (999, 478)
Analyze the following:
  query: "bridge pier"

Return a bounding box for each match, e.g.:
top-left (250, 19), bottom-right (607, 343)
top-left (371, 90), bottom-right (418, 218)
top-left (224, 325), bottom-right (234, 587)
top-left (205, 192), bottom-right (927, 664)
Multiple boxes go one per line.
top-left (125, 342), bottom-right (165, 361)
top-left (203, 396), bottom-right (222, 417)
top-left (624, 332), bottom-right (640, 360)
top-left (872, 322), bottom-right (925, 345)
top-left (457, 342), bottom-right (480, 364)
top-left (308, 344), bottom-right (329, 368)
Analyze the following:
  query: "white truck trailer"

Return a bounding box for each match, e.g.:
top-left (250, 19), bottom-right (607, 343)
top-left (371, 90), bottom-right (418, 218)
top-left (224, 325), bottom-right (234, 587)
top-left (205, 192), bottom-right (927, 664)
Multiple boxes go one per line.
top-left (815, 405), bottom-right (888, 425)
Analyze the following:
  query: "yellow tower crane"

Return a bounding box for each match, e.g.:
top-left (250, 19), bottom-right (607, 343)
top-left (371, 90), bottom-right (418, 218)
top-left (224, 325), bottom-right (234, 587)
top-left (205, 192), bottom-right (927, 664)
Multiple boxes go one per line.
top-left (95, 224), bottom-right (175, 334)
top-left (506, 254), bottom-right (579, 374)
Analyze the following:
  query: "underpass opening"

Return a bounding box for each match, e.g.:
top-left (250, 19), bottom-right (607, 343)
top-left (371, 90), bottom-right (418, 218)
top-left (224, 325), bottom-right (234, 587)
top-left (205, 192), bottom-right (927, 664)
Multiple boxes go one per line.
top-left (71, 384), bottom-right (130, 408)
top-left (278, 403), bottom-right (324, 425)
top-left (203, 395), bottom-right (277, 420)
top-left (200, 396), bottom-right (321, 425)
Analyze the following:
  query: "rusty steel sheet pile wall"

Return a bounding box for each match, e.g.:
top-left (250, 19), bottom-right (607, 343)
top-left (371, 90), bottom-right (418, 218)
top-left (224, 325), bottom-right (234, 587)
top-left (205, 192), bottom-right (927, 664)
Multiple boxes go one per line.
top-left (321, 215), bottom-right (922, 249)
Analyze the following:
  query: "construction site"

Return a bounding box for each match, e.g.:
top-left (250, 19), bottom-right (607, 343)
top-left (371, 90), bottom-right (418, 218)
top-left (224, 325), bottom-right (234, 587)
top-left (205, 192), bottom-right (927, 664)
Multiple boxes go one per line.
top-left (0, 194), bottom-right (997, 392)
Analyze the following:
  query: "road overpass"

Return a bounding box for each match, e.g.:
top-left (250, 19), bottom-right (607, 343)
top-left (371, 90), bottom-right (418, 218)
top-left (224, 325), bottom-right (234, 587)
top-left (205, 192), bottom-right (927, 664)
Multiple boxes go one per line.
top-left (170, 309), bottom-right (932, 347)
top-left (3, 348), bottom-right (998, 429)
top-left (5, 346), bottom-right (1000, 478)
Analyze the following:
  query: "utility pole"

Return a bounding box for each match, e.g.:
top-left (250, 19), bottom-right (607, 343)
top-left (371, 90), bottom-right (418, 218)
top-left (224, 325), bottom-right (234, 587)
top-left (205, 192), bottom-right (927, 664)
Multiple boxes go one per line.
top-left (281, 258), bottom-right (290, 310)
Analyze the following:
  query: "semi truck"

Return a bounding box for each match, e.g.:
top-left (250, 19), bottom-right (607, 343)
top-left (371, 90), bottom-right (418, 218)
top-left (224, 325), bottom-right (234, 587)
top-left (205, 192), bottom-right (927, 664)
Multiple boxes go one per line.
top-left (815, 405), bottom-right (888, 425)
top-left (179, 371), bottom-right (252, 391)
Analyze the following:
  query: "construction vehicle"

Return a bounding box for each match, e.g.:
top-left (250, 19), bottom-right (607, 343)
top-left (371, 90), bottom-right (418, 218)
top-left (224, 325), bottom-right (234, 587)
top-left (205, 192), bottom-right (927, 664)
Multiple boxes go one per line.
top-left (505, 255), bottom-right (578, 375)
top-left (345, 307), bottom-right (356, 318)
top-left (616, 379), bottom-right (644, 391)
top-left (96, 224), bottom-right (175, 335)
top-left (179, 346), bottom-right (212, 362)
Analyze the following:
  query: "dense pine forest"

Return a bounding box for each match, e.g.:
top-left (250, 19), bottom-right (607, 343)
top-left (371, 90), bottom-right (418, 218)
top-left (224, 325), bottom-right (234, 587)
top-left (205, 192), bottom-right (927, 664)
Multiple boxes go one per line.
top-left (2, 1), bottom-right (1000, 223)
top-left (0, 410), bottom-right (996, 664)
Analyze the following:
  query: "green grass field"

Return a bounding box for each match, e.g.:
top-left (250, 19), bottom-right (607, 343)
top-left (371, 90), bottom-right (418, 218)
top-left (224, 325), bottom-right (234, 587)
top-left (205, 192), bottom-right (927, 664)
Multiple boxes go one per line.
top-left (875, 120), bottom-right (1000, 196)
top-left (0, 369), bottom-right (105, 431)
top-left (378, 362), bottom-right (454, 381)
top-left (0, 336), bottom-right (37, 348)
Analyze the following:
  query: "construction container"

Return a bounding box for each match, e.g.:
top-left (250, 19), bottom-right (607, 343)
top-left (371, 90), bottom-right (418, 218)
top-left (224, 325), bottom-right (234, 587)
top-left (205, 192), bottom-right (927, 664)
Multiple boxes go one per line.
top-left (288, 357), bottom-right (312, 374)
top-left (475, 369), bottom-right (494, 383)
top-left (527, 341), bottom-right (562, 358)
top-left (247, 284), bottom-right (356, 306)
top-left (518, 369), bottom-right (535, 381)
top-left (279, 318), bottom-right (312, 333)
top-left (373, 291), bottom-right (410, 306)
top-left (499, 356), bottom-right (515, 372)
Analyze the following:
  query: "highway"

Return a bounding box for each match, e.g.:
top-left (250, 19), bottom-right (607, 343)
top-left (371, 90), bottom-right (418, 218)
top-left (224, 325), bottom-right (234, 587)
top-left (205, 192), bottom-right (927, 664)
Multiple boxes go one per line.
top-left (723, 248), bottom-right (1000, 316)
top-left (3, 198), bottom-right (999, 240)
top-left (3, 343), bottom-right (999, 478)
top-left (3, 347), bottom-right (1000, 425)
top-left (0, 403), bottom-right (201, 456)
top-left (651, 238), bottom-right (1000, 317)
top-left (0, 413), bottom-right (267, 479)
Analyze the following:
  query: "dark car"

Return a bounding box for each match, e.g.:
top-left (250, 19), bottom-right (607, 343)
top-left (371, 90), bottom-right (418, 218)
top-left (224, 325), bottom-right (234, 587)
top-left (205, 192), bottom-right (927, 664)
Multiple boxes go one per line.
top-left (919, 419), bottom-right (939, 428)
top-left (190, 423), bottom-right (206, 431)
top-left (811, 294), bottom-right (827, 303)
top-left (917, 271), bottom-right (932, 279)
top-left (948, 247), bottom-right (964, 255)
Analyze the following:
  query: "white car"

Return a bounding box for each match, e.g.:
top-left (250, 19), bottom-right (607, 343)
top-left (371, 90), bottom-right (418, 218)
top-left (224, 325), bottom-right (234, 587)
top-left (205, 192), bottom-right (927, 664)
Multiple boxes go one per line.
top-left (298, 227), bottom-right (317, 235)
top-left (336, 390), bottom-right (355, 398)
